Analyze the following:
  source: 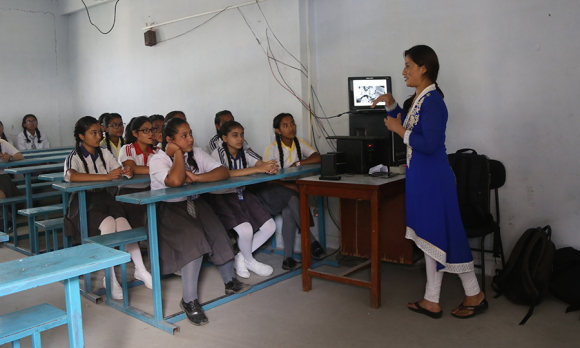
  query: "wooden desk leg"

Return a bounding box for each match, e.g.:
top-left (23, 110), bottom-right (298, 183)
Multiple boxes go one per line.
top-left (300, 185), bottom-right (312, 291)
top-left (64, 276), bottom-right (84, 348)
top-left (371, 190), bottom-right (381, 308)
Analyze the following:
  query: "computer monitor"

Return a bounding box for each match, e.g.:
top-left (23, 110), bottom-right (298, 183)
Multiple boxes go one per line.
top-left (348, 76), bottom-right (392, 112)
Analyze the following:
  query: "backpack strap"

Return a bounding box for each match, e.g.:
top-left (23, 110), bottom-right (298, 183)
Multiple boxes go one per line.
top-left (519, 305), bottom-right (535, 325)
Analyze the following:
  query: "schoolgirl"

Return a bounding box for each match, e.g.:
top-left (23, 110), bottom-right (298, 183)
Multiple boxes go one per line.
top-left (100, 113), bottom-right (125, 160)
top-left (0, 121), bottom-right (13, 145)
top-left (148, 114), bottom-right (165, 148)
top-left (210, 121), bottom-right (279, 278)
top-left (0, 139), bottom-right (24, 199)
top-left (258, 113), bottom-right (326, 270)
top-left (118, 116), bottom-right (158, 228)
top-left (17, 114), bottom-right (50, 151)
top-left (64, 116), bottom-right (152, 300)
top-left (207, 110), bottom-right (260, 159)
top-left (149, 117), bottom-right (250, 325)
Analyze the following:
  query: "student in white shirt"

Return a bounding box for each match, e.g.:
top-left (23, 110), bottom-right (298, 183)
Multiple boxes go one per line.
top-left (100, 113), bottom-right (125, 160)
top-left (148, 114), bottom-right (165, 149)
top-left (64, 116), bottom-right (152, 299)
top-left (149, 117), bottom-right (251, 326)
top-left (0, 139), bottom-right (24, 200)
top-left (17, 114), bottom-right (50, 151)
top-left (209, 121), bottom-right (279, 278)
top-left (0, 121), bottom-right (14, 146)
top-left (207, 110), bottom-right (261, 159)
top-left (118, 116), bottom-right (159, 228)
top-left (258, 113), bottom-right (326, 268)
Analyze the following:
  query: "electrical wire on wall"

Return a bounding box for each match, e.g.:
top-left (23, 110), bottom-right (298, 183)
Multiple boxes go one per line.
top-left (81, 0), bottom-right (121, 34)
top-left (158, 6), bottom-right (231, 43)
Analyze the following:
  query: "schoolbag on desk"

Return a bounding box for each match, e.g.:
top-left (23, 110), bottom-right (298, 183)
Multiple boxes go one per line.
top-left (491, 226), bottom-right (555, 325)
top-left (549, 247), bottom-right (580, 319)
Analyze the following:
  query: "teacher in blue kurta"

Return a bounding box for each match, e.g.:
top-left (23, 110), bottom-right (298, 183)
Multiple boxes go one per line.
top-left (372, 45), bottom-right (487, 319)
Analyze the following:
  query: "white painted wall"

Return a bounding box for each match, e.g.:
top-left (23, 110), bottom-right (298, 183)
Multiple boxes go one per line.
top-left (0, 0), bottom-right (69, 146)
top-left (309, 0), bottom-right (580, 265)
top-left (64, 0), bottom-right (305, 156)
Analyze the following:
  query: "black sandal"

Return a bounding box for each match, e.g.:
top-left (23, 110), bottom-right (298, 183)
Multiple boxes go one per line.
top-left (408, 302), bottom-right (443, 319)
top-left (451, 298), bottom-right (489, 319)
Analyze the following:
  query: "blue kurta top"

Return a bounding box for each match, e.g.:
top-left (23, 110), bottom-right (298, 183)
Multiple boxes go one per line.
top-left (387, 84), bottom-right (474, 273)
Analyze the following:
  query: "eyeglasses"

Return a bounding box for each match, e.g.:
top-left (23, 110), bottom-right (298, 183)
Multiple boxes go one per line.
top-left (107, 123), bottom-right (125, 129)
top-left (25, 120), bottom-right (38, 125)
top-left (151, 126), bottom-right (161, 133)
top-left (137, 128), bottom-right (153, 134)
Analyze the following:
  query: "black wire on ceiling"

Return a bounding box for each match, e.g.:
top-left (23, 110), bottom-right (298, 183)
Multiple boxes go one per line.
top-left (80, 0), bottom-right (121, 35)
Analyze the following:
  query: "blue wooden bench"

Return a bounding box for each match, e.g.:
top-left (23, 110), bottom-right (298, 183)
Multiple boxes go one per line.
top-left (20, 146), bottom-right (74, 155)
top-left (0, 303), bottom-right (67, 347)
top-left (2, 192), bottom-right (63, 255)
top-left (0, 231), bottom-right (8, 242)
top-left (0, 243), bottom-right (130, 348)
top-left (35, 217), bottom-right (68, 252)
top-left (113, 164), bottom-right (322, 334)
top-left (84, 227), bottom-right (148, 306)
top-left (16, 182), bottom-right (56, 191)
top-left (8, 203), bottom-right (64, 256)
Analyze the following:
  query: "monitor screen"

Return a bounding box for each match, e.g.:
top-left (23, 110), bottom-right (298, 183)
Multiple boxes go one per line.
top-left (348, 76), bottom-right (392, 112)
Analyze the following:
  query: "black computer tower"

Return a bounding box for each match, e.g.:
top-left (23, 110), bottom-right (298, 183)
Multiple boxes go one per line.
top-left (348, 112), bottom-right (406, 166)
top-left (332, 136), bottom-right (389, 174)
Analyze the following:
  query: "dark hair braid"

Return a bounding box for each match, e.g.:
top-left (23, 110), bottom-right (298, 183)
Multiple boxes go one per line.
top-left (275, 133), bottom-right (285, 169)
top-left (94, 146), bottom-right (108, 172)
top-left (75, 141), bottom-right (90, 174)
top-left (222, 141), bottom-right (234, 169)
top-left (294, 138), bottom-right (302, 161)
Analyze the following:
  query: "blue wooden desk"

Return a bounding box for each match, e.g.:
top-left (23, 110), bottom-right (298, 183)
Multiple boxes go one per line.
top-left (52, 175), bottom-right (151, 303)
top-left (0, 154), bottom-right (68, 169)
top-left (23, 150), bottom-right (73, 159)
top-left (114, 164), bottom-right (321, 334)
top-left (39, 173), bottom-right (65, 182)
top-left (20, 146), bottom-right (74, 155)
top-left (0, 243), bottom-right (130, 347)
top-left (6, 163), bottom-right (65, 255)
top-left (0, 232), bottom-right (8, 242)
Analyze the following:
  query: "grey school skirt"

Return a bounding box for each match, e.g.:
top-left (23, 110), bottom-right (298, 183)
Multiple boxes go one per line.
top-left (253, 183), bottom-right (314, 227)
top-left (0, 174), bottom-right (22, 199)
top-left (64, 190), bottom-right (127, 244)
top-left (149, 199), bottom-right (235, 275)
top-left (209, 191), bottom-right (271, 231)
top-left (118, 187), bottom-right (148, 228)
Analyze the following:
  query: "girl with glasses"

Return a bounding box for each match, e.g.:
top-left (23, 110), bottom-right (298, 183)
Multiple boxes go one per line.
top-left (17, 114), bottom-right (50, 151)
top-left (100, 113), bottom-right (125, 160)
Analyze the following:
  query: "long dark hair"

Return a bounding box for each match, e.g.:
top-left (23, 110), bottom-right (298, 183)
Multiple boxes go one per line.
top-left (402, 45), bottom-right (444, 115)
top-left (125, 116), bottom-right (152, 145)
top-left (74, 116), bottom-right (107, 173)
top-left (22, 114), bottom-right (43, 143)
top-left (161, 118), bottom-right (198, 172)
top-left (220, 121), bottom-right (247, 169)
top-left (273, 113), bottom-right (301, 169)
top-left (148, 114), bottom-right (164, 124)
top-left (102, 113), bottom-right (125, 154)
top-left (0, 121), bottom-right (7, 141)
top-left (214, 110), bottom-right (233, 136)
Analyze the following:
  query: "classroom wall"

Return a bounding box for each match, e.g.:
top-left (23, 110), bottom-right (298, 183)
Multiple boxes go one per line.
top-left (309, 0), bottom-right (580, 267)
top-left (0, 0), bottom-right (70, 146)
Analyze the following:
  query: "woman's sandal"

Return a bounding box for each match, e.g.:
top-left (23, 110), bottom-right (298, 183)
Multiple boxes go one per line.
top-left (451, 298), bottom-right (489, 319)
top-left (408, 302), bottom-right (443, 319)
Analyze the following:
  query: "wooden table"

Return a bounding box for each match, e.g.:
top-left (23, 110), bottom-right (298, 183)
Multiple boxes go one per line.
top-left (0, 154), bottom-right (68, 169)
top-left (297, 174), bottom-right (406, 308)
top-left (20, 146), bottom-right (74, 154)
top-left (0, 244), bottom-right (130, 347)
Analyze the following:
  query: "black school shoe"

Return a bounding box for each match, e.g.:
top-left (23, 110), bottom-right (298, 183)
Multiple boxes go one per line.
top-left (225, 278), bottom-right (252, 295)
top-left (180, 298), bottom-right (209, 326)
top-left (311, 241), bottom-right (327, 260)
top-left (282, 257), bottom-right (301, 271)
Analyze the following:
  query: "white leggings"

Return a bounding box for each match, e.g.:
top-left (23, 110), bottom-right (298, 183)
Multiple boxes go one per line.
top-left (233, 219), bottom-right (276, 263)
top-left (424, 254), bottom-right (481, 303)
top-left (99, 216), bottom-right (147, 279)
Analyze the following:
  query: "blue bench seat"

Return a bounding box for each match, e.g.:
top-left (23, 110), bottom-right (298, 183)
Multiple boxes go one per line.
top-left (16, 182), bottom-right (56, 191)
top-left (0, 232), bottom-right (8, 242)
top-left (35, 218), bottom-right (68, 252)
top-left (83, 227), bottom-right (147, 248)
top-left (0, 303), bottom-right (67, 347)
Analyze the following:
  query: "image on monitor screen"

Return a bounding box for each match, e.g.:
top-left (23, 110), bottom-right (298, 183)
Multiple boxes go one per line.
top-left (348, 76), bottom-right (392, 111)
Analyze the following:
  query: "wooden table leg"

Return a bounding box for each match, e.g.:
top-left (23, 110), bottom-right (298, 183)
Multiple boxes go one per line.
top-left (370, 190), bottom-right (381, 308)
top-left (300, 185), bottom-right (312, 291)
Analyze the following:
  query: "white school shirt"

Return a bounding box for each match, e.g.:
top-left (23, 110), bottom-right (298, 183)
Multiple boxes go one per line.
top-left (64, 145), bottom-right (120, 182)
top-left (118, 142), bottom-right (159, 189)
top-left (207, 134), bottom-right (250, 154)
top-left (263, 137), bottom-right (316, 168)
top-left (0, 139), bottom-right (21, 174)
top-left (149, 146), bottom-right (222, 203)
top-left (210, 147), bottom-right (260, 194)
top-left (17, 131), bottom-right (51, 151)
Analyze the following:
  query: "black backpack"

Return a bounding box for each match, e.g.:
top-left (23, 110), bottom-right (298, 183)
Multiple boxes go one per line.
top-left (549, 247), bottom-right (580, 319)
top-left (491, 226), bottom-right (555, 325)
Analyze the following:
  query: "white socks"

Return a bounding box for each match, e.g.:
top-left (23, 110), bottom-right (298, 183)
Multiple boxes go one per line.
top-left (233, 219), bottom-right (276, 264)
